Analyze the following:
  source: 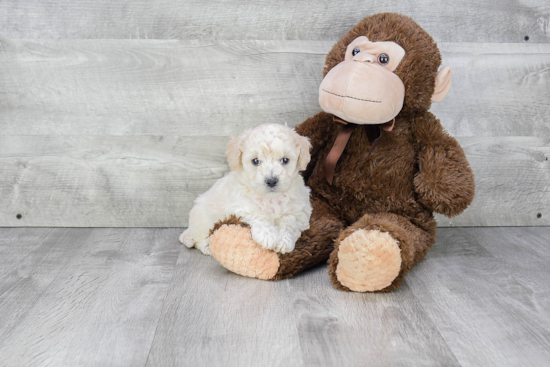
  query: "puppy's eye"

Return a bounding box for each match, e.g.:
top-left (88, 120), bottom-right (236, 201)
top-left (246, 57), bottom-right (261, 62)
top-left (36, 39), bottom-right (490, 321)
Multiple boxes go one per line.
top-left (352, 47), bottom-right (360, 57)
top-left (281, 158), bottom-right (289, 165)
top-left (251, 158), bottom-right (260, 166)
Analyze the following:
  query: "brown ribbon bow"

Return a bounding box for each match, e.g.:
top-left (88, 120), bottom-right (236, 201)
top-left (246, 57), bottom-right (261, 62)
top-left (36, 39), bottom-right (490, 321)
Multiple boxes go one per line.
top-left (322, 116), bottom-right (395, 185)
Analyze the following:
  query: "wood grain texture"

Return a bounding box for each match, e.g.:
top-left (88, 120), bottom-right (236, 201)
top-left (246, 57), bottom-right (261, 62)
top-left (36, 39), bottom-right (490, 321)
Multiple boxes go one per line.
top-left (146, 249), bottom-right (305, 366)
top-left (0, 39), bottom-right (325, 137)
top-left (146, 246), bottom-right (460, 367)
top-left (1, 41), bottom-right (549, 227)
top-left (286, 269), bottom-right (461, 367)
top-left (0, 135), bottom-right (228, 227)
top-left (434, 136), bottom-right (550, 227)
top-left (471, 227), bottom-right (550, 298)
top-left (0, 228), bottom-right (93, 346)
top-left (1, 135), bottom-right (548, 227)
top-left (2, 227), bottom-right (550, 367)
top-left (1, 40), bottom-right (549, 138)
top-left (0, 227), bottom-right (180, 367)
top-left (0, 0), bottom-right (549, 42)
top-left (406, 228), bottom-right (550, 367)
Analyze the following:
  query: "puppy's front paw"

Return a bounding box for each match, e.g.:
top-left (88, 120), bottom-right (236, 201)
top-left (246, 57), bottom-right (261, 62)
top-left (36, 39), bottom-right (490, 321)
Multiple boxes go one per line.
top-left (195, 238), bottom-right (212, 256)
top-left (251, 225), bottom-right (279, 251)
top-left (275, 233), bottom-right (296, 254)
top-left (179, 229), bottom-right (194, 249)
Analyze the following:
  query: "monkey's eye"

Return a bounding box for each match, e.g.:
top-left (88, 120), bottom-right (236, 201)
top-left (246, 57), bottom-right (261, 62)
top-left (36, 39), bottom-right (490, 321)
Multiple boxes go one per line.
top-left (252, 158), bottom-right (260, 166)
top-left (352, 47), bottom-right (360, 56)
top-left (378, 53), bottom-right (390, 65)
top-left (281, 157), bottom-right (289, 165)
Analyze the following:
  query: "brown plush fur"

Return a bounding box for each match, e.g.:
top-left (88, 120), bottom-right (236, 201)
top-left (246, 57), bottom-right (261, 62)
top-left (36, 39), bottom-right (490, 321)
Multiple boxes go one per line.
top-left (209, 13), bottom-right (475, 292)
top-left (328, 212), bottom-right (436, 292)
top-left (323, 13), bottom-right (441, 113)
top-left (273, 198), bottom-right (344, 280)
top-left (210, 214), bottom-right (249, 236)
top-left (210, 202), bottom-right (344, 281)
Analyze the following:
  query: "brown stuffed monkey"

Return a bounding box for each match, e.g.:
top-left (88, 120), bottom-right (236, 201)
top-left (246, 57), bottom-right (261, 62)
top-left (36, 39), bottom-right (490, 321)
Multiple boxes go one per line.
top-left (208, 13), bottom-right (475, 292)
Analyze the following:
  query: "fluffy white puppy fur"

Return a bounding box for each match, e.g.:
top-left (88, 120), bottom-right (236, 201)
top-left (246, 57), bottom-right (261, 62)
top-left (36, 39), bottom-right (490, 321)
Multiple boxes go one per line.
top-left (179, 123), bottom-right (312, 256)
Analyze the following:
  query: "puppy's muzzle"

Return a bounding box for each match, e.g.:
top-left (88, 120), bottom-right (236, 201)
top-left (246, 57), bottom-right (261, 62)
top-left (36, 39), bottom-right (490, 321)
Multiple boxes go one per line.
top-left (265, 177), bottom-right (279, 189)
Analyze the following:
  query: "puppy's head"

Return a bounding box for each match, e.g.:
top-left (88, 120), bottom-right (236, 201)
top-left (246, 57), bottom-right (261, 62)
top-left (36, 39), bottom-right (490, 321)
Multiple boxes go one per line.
top-left (226, 123), bottom-right (311, 196)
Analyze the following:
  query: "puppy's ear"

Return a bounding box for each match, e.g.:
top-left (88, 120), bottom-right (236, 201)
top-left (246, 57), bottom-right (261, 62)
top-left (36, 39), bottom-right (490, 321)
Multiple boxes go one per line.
top-left (226, 135), bottom-right (242, 171)
top-left (296, 133), bottom-right (312, 171)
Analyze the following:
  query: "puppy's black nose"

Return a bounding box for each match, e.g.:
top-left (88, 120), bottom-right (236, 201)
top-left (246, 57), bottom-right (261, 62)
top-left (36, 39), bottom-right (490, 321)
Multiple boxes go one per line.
top-left (265, 177), bottom-right (279, 188)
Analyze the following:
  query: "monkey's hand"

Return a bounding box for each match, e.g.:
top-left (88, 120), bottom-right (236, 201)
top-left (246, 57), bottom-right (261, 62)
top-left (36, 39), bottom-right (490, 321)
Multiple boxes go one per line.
top-left (413, 114), bottom-right (475, 217)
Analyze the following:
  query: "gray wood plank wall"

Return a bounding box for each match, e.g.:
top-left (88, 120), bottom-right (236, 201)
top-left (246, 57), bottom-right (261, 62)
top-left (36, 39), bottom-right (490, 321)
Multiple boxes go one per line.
top-left (0, 1), bottom-right (549, 227)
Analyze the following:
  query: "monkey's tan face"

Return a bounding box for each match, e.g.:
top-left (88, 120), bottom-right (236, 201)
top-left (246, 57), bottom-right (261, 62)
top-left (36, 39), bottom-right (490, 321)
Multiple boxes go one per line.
top-left (319, 36), bottom-right (406, 124)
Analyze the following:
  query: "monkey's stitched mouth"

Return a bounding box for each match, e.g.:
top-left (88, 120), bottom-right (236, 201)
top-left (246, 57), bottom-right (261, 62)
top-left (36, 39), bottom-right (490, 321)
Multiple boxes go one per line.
top-left (322, 89), bottom-right (381, 103)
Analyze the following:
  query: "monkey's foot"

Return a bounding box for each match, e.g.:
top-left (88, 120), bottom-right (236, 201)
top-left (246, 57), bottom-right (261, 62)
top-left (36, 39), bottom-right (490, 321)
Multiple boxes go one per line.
top-left (209, 219), bottom-right (280, 280)
top-left (331, 229), bottom-right (402, 292)
top-left (210, 211), bottom-right (345, 281)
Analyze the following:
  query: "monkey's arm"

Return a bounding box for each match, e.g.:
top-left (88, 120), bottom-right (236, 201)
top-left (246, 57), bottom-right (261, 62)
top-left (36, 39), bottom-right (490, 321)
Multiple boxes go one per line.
top-left (412, 112), bottom-right (475, 217)
top-left (295, 111), bottom-right (335, 182)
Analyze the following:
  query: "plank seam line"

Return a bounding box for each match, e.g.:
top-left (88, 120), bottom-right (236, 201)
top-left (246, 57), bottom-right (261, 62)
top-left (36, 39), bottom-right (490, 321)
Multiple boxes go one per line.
top-left (403, 277), bottom-right (464, 366)
top-left (143, 236), bottom-right (183, 367)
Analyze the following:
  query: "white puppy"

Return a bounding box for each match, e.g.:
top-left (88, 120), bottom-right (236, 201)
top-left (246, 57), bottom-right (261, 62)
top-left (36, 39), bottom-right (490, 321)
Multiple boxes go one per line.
top-left (179, 123), bottom-right (312, 256)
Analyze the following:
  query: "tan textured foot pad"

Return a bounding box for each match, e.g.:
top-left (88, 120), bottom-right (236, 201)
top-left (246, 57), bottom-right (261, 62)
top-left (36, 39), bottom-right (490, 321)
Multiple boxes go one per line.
top-left (336, 229), bottom-right (402, 292)
top-left (209, 224), bottom-right (280, 280)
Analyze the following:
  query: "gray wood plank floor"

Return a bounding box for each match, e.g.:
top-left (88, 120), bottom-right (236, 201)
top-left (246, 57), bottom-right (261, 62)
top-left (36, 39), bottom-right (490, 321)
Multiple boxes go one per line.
top-left (1, 227), bottom-right (549, 367)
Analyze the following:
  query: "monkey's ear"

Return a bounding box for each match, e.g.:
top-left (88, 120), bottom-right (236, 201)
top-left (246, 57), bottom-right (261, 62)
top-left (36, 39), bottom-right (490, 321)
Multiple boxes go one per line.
top-left (431, 67), bottom-right (452, 103)
top-left (296, 134), bottom-right (312, 171)
top-left (226, 136), bottom-right (242, 171)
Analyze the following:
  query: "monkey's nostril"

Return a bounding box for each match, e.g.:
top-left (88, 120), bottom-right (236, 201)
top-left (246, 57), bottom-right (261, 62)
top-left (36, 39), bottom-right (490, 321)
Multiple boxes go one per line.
top-left (266, 177), bottom-right (279, 188)
top-left (360, 57), bottom-right (375, 64)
